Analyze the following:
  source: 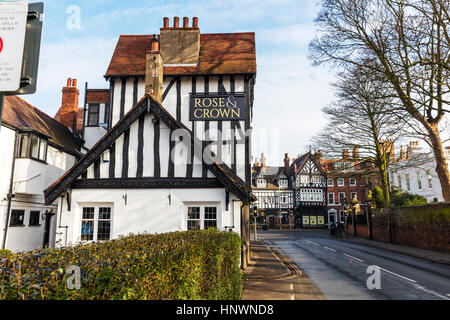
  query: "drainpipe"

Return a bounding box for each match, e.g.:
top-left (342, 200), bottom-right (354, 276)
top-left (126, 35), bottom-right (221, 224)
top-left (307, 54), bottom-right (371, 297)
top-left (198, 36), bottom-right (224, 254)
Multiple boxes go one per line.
top-left (58, 195), bottom-right (69, 247)
top-left (2, 131), bottom-right (18, 249)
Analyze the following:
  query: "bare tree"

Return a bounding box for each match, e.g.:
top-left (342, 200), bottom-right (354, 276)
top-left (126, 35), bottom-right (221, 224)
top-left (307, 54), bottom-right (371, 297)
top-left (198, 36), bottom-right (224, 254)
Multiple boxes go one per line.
top-left (309, 0), bottom-right (450, 201)
top-left (313, 65), bottom-right (407, 207)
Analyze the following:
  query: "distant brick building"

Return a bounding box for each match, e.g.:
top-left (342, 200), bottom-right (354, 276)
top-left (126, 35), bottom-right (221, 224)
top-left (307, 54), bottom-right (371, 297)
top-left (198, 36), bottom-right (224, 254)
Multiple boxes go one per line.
top-left (318, 149), bottom-right (372, 225)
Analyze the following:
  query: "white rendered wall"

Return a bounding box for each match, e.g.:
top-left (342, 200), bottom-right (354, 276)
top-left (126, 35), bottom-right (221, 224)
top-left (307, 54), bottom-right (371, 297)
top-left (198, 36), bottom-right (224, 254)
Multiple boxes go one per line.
top-left (55, 188), bottom-right (241, 247)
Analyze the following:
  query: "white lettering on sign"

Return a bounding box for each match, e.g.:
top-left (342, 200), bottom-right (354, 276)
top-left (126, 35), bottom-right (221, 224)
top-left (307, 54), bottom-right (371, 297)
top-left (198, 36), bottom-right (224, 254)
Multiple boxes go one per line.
top-left (0, 0), bottom-right (28, 92)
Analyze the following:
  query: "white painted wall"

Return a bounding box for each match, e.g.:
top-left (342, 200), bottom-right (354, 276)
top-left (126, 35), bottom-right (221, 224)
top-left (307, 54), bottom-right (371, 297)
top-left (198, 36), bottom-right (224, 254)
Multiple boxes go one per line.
top-left (55, 188), bottom-right (241, 247)
top-left (389, 152), bottom-right (449, 203)
top-left (105, 75), bottom-right (248, 181)
top-left (0, 126), bottom-right (77, 252)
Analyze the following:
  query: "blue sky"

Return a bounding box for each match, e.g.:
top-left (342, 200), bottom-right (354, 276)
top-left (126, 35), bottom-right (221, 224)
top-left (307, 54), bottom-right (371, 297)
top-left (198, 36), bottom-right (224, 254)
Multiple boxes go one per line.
top-left (23, 0), bottom-right (336, 165)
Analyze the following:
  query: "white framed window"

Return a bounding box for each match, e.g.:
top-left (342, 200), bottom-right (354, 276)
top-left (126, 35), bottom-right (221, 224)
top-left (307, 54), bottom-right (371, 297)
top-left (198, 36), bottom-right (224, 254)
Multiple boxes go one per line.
top-left (350, 192), bottom-right (357, 201)
top-left (256, 179), bottom-right (267, 188)
top-left (417, 171), bottom-right (422, 190)
top-left (426, 169), bottom-right (433, 189)
top-left (187, 205), bottom-right (218, 230)
top-left (397, 175), bottom-right (402, 190)
top-left (339, 210), bottom-right (345, 223)
top-left (328, 193), bottom-right (335, 205)
top-left (349, 178), bottom-right (356, 186)
top-left (327, 179), bottom-right (334, 187)
top-left (405, 174), bottom-right (411, 191)
top-left (338, 178), bottom-right (344, 186)
top-left (279, 179), bottom-right (288, 189)
top-left (81, 206), bottom-right (112, 241)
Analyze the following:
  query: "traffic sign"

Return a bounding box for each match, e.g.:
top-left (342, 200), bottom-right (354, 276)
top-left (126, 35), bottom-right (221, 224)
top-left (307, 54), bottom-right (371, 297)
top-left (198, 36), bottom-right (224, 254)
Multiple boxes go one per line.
top-left (0, 0), bottom-right (29, 92)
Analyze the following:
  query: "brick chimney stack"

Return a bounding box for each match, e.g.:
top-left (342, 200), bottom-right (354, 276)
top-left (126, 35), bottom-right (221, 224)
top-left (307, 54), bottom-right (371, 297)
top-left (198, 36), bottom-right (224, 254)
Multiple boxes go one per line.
top-left (145, 34), bottom-right (164, 103)
top-left (261, 153), bottom-right (266, 169)
top-left (284, 153), bottom-right (290, 173)
top-left (314, 150), bottom-right (323, 163)
top-left (55, 78), bottom-right (80, 132)
top-left (342, 149), bottom-right (350, 160)
top-left (353, 147), bottom-right (360, 161)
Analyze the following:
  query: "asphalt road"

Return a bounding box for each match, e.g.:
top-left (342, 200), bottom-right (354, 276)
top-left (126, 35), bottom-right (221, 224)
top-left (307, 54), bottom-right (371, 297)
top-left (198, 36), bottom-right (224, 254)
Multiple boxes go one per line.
top-left (259, 230), bottom-right (450, 300)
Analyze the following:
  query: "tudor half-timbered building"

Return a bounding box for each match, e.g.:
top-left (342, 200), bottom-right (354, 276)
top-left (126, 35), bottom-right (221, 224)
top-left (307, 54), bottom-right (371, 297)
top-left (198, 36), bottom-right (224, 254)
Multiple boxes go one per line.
top-left (290, 152), bottom-right (327, 228)
top-left (44, 17), bottom-right (257, 266)
top-left (251, 152), bottom-right (327, 229)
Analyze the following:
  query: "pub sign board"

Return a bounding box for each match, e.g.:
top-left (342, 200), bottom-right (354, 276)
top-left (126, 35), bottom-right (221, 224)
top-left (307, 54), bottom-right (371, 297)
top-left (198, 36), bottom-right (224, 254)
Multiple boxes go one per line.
top-left (189, 93), bottom-right (246, 121)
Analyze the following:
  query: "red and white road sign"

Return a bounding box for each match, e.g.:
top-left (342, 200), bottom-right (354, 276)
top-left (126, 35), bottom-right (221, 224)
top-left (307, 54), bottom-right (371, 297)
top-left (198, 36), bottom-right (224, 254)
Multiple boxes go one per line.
top-left (0, 0), bottom-right (29, 92)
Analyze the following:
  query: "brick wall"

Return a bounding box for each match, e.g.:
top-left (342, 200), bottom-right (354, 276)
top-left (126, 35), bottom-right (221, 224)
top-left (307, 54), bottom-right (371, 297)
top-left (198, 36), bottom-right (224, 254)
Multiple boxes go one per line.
top-left (349, 203), bottom-right (450, 252)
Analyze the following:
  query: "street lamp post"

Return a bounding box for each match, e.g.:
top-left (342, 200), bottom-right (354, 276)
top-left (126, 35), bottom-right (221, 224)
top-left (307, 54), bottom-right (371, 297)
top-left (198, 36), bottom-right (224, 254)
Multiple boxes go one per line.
top-left (252, 207), bottom-right (258, 241)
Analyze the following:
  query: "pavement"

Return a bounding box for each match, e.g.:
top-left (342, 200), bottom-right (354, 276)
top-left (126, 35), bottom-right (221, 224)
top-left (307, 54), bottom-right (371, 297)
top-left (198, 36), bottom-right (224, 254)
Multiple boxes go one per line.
top-left (344, 234), bottom-right (450, 266)
top-left (241, 239), bottom-right (325, 300)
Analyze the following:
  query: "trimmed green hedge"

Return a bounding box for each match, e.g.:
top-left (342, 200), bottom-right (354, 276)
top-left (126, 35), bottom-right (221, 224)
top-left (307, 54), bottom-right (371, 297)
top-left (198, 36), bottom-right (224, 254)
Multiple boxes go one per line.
top-left (0, 230), bottom-right (242, 300)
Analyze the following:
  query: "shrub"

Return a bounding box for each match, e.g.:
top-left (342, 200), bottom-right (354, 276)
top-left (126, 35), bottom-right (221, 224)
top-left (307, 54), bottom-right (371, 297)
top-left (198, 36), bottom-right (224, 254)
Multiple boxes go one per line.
top-left (0, 250), bottom-right (12, 257)
top-left (0, 230), bottom-right (242, 300)
top-left (390, 189), bottom-right (428, 207)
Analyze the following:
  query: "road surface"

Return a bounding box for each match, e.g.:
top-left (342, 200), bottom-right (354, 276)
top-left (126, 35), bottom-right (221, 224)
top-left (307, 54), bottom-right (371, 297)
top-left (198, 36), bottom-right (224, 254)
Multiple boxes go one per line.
top-left (259, 230), bottom-right (450, 300)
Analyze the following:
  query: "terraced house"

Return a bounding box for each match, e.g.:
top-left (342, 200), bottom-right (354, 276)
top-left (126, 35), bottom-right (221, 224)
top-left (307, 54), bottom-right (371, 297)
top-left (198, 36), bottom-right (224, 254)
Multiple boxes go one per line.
top-left (44, 17), bottom-right (257, 266)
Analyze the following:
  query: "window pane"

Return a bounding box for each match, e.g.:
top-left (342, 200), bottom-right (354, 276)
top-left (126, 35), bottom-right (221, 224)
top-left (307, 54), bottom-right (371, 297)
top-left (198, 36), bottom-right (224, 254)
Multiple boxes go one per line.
top-left (39, 140), bottom-right (47, 161)
top-left (30, 136), bottom-right (39, 158)
top-left (82, 207), bottom-right (95, 219)
top-left (97, 221), bottom-right (111, 240)
top-left (29, 211), bottom-right (40, 226)
top-left (18, 134), bottom-right (28, 157)
top-left (204, 207), bottom-right (217, 229)
top-left (10, 210), bottom-right (25, 226)
top-left (88, 104), bottom-right (100, 126)
top-left (81, 221), bottom-right (94, 240)
top-left (188, 207), bottom-right (200, 220)
top-left (187, 220), bottom-right (201, 230)
top-left (99, 207), bottom-right (111, 220)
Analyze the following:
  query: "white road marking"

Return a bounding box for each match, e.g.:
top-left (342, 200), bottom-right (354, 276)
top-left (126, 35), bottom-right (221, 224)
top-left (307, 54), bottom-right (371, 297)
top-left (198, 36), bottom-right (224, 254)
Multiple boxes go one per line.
top-left (343, 253), bottom-right (364, 262)
top-left (324, 247), bottom-right (337, 252)
top-left (414, 285), bottom-right (449, 300)
top-left (307, 240), bottom-right (321, 246)
top-left (379, 267), bottom-right (417, 283)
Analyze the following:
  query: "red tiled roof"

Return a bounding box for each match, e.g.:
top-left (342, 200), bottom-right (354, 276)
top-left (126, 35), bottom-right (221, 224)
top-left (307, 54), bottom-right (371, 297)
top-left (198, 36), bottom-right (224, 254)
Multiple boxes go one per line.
top-left (105, 32), bottom-right (256, 77)
top-left (86, 89), bottom-right (109, 104)
top-left (2, 96), bottom-right (83, 156)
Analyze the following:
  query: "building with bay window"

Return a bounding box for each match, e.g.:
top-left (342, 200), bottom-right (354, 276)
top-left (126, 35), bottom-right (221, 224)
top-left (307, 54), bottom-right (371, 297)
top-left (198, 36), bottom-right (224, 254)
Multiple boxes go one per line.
top-left (0, 95), bottom-right (83, 252)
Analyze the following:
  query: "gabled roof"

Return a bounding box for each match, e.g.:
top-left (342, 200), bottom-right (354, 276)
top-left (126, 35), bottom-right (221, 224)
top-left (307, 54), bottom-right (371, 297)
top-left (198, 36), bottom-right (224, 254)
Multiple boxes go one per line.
top-left (2, 95), bottom-right (83, 157)
top-left (290, 152), bottom-right (326, 176)
top-left (105, 32), bottom-right (256, 77)
top-left (44, 94), bottom-right (255, 205)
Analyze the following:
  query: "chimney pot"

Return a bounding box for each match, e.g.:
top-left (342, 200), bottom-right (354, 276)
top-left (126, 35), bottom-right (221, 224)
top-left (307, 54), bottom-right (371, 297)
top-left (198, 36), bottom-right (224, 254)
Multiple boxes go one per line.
top-left (173, 16), bottom-right (179, 28)
top-left (66, 78), bottom-right (71, 87)
top-left (193, 17), bottom-right (198, 28)
top-left (151, 39), bottom-right (159, 52)
top-left (163, 17), bottom-right (169, 28)
top-left (72, 79), bottom-right (77, 87)
top-left (183, 17), bottom-right (189, 28)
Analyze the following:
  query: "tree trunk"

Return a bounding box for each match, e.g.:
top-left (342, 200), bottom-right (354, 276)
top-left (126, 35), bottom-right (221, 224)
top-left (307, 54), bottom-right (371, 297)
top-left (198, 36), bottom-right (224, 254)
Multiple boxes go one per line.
top-left (428, 126), bottom-right (450, 201)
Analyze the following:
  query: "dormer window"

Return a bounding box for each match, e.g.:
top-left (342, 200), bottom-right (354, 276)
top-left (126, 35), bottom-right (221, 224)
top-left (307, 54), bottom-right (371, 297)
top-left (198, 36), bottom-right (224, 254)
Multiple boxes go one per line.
top-left (16, 132), bottom-right (48, 163)
top-left (279, 179), bottom-right (288, 189)
top-left (87, 104), bottom-right (100, 126)
top-left (256, 178), bottom-right (267, 188)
